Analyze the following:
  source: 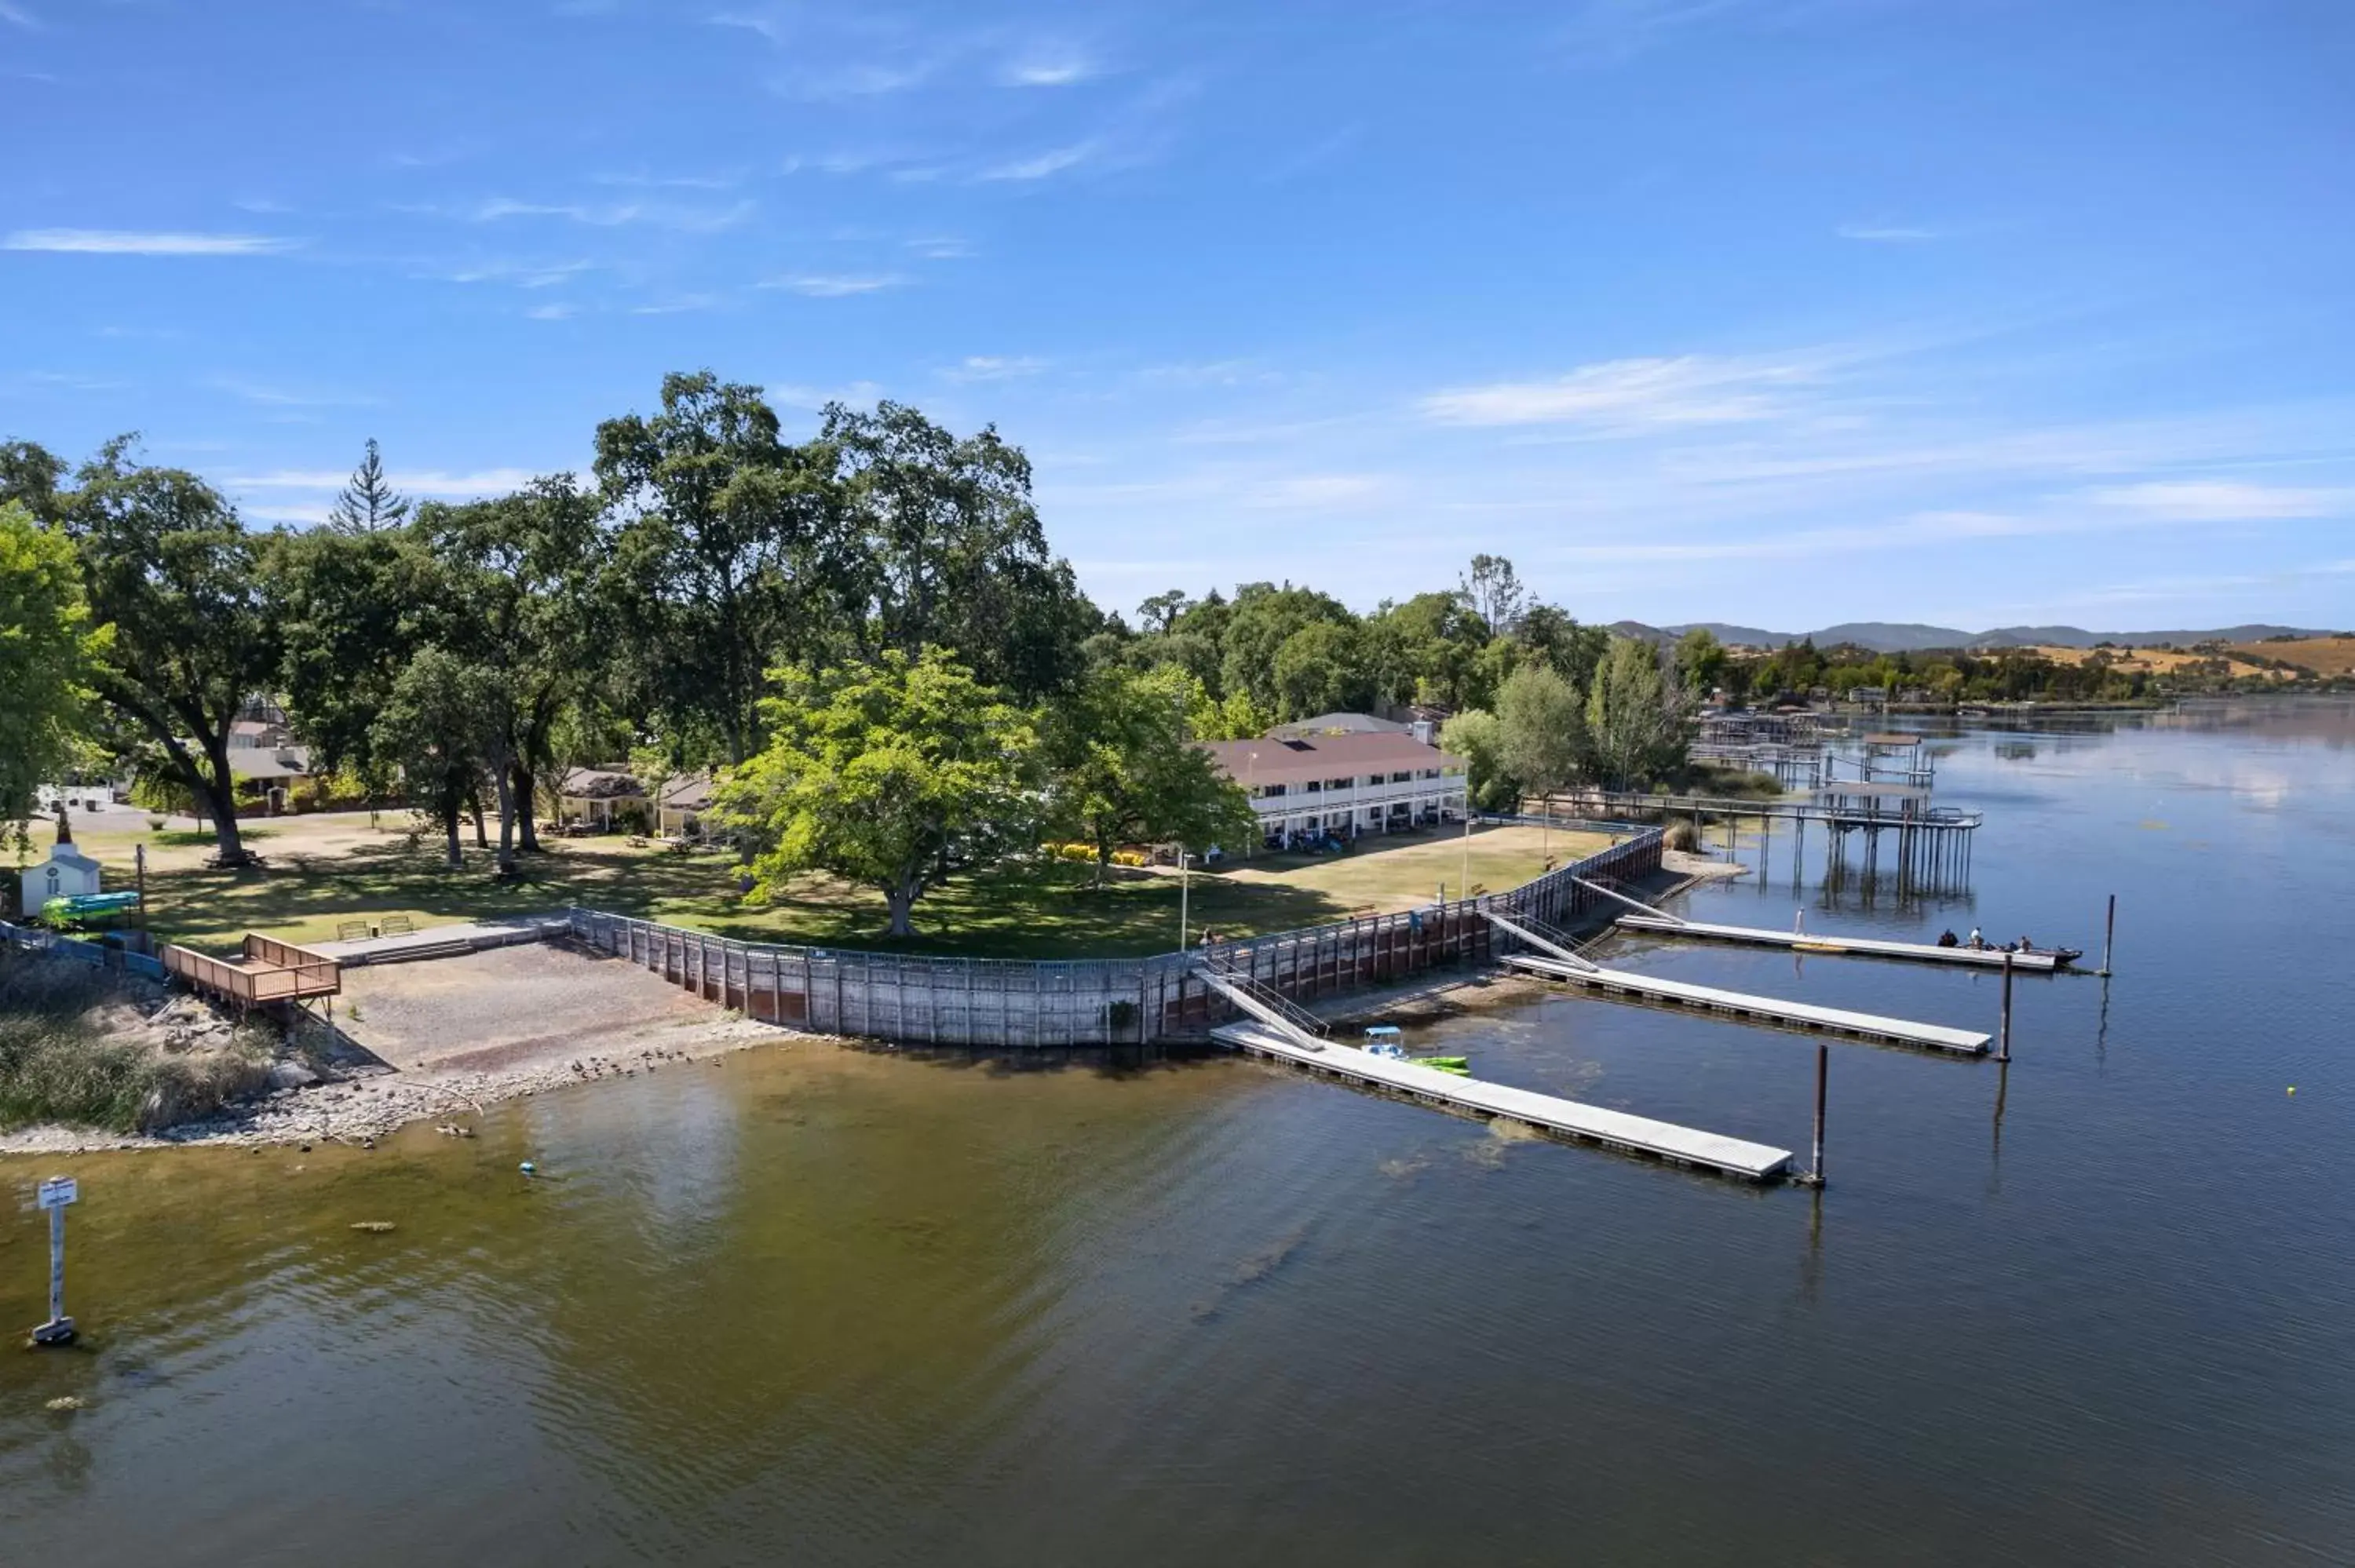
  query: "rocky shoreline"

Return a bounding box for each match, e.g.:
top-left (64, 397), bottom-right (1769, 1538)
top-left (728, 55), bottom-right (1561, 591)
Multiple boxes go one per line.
top-left (0, 1012), bottom-right (792, 1157)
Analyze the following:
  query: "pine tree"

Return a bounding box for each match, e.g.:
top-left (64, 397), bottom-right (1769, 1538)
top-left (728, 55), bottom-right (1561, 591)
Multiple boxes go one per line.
top-left (328, 438), bottom-right (411, 534)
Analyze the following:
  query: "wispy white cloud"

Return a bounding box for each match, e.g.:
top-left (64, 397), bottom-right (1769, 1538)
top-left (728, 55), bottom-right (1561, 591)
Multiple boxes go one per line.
top-left (526, 301), bottom-right (581, 320)
top-left (208, 377), bottom-right (378, 409)
top-left (1838, 221), bottom-right (1937, 242)
top-left (630, 293), bottom-right (725, 315)
top-left (760, 272), bottom-right (904, 297)
top-left (766, 379), bottom-right (887, 410)
top-left (1134, 359), bottom-right (1284, 389)
top-left (2085, 480), bottom-right (2349, 522)
top-left (977, 141), bottom-right (1099, 182)
top-left (906, 235), bottom-right (972, 260)
top-left (1247, 473), bottom-right (1389, 509)
top-left (1422, 353), bottom-right (1823, 430)
top-left (770, 60), bottom-right (935, 100)
top-left (1558, 0), bottom-right (1751, 61)
top-left (5, 228), bottom-right (298, 256)
top-left (1002, 51), bottom-right (1097, 87)
top-left (428, 257), bottom-right (594, 288)
top-left (0, 2), bottom-right (40, 31)
top-left (940, 356), bottom-right (1046, 382)
top-left (593, 167), bottom-right (743, 191)
top-left (433, 195), bottom-right (755, 232)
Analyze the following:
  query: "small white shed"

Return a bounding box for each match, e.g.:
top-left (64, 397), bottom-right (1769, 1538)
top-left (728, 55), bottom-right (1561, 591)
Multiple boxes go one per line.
top-left (16, 808), bottom-right (101, 917)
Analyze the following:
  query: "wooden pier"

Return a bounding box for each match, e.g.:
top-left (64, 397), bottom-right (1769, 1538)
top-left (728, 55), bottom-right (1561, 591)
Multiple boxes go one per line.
top-left (1211, 1019), bottom-right (1793, 1182)
top-left (1611, 913), bottom-right (2072, 972)
top-left (1501, 953), bottom-right (1991, 1055)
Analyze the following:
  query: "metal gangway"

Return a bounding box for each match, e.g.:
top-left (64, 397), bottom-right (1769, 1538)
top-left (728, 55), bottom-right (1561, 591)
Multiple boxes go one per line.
top-left (1193, 958), bottom-right (1330, 1052)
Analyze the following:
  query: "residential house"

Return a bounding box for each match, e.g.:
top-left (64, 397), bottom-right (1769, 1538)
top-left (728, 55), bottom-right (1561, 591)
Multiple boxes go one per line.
top-left (555, 767), bottom-right (646, 830)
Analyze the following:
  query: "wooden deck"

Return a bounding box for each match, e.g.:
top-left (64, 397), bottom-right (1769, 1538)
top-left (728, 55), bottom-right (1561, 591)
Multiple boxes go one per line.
top-left (1212, 1019), bottom-right (1794, 1183)
top-left (1612, 913), bottom-right (2070, 972)
top-left (161, 932), bottom-right (340, 1006)
top-left (1503, 954), bottom-right (1990, 1055)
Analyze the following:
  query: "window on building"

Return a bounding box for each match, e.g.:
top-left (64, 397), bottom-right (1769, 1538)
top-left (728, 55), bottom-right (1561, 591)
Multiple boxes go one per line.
top-left (1305, 780), bottom-right (1321, 793)
top-left (1328, 776), bottom-right (1354, 790)
top-left (1255, 782), bottom-right (1287, 799)
top-left (1390, 771), bottom-right (1412, 784)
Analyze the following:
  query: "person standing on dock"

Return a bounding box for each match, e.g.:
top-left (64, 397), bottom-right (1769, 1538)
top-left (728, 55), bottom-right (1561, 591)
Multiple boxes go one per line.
top-left (1967, 926), bottom-right (1984, 950)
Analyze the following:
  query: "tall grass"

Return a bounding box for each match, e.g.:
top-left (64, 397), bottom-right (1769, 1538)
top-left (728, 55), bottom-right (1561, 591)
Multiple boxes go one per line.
top-left (0, 957), bottom-right (272, 1132)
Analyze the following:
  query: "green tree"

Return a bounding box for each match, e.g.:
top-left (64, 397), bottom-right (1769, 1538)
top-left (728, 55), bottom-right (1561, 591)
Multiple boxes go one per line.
top-left (372, 645), bottom-right (499, 868)
top-left (1440, 709), bottom-right (1516, 811)
top-left (1514, 603), bottom-right (1610, 694)
top-left (1495, 663), bottom-right (1584, 812)
top-left (1136, 589), bottom-right (1191, 635)
top-left (268, 521), bottom-right (440, 815)
top-left (1460, 552), bottom-right (1528, 636)
top-left (1218, 582), bottom-right (1355, 712)
top-left (0, 501), bottom-right (107, 844)
top-left (718, 648), bottom-right (1040, 938)
top-left (418, 479), bottom-right (609, 858)
top-left (1372, 589), bottom-right (1488, 708)
top-left (597, 371), bottom-right (840, 764)
top-left (0, 441), bottom-right (69, 523)
top-left (1271, 619), bottom-right (1368, 719)
top-left (64, 440), bottom-right (279, 866)
top-left (1046, 665), bottom-right (1257, 884)
top-left (824, 399), bottom-right (1094, 701)
top-left (1583, 637), bottom-right (1694, 789)
top-left (327, 438), bottom-right (412, 534)
top-left (1675, 627), bottom-right (1727, 696)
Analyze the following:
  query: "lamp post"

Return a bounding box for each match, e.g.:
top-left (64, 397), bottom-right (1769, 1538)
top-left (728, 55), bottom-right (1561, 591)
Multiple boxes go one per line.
top-left (1461, 800), bottom-right (1472, 901)
top-left (1178, 851), bottom-right (1196, 950)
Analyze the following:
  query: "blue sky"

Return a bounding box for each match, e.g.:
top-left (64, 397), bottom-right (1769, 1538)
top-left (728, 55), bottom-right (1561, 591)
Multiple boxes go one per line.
top-left (5, 0), bottom-right (2353, 632)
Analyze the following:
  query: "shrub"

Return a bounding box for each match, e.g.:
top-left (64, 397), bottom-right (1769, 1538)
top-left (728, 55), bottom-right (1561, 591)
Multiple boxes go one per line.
top-left (0, 957), bottom-right (272, 1132)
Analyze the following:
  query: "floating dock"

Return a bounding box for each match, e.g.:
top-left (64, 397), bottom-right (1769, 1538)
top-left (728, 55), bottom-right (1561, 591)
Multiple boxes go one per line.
top-left (1211, 1019), bottom-right (1793, 1183)
top-left (1502, 954), bottom-right (1991, 1055)
top-left (1611, 913), bottom-right (2070, 972)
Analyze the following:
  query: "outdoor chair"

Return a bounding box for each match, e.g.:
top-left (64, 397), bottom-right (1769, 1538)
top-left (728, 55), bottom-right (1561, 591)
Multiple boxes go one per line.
top-left (380, 914), bottom-right (414, 937)
top-left (336, 920), bottom-right (370, 942)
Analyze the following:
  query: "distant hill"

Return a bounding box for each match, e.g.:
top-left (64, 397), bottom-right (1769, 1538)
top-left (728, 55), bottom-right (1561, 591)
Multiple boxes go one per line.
top-left (1624, 620), bottom-right (2335, 655)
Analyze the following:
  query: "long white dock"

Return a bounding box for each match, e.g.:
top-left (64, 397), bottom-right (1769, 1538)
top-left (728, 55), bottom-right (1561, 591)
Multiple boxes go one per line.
top-left (1211, 1019), bottom-right (1794, 1183)
top-left (1503, 954), bottom-right (1992, 1055)
top-left (1612, 913), bottom-right (2068, 972)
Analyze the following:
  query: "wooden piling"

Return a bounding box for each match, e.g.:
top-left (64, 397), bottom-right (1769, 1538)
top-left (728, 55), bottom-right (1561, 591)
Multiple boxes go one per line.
top-left (1997, 950), bottom-right (2014, 1063)
top-left (2099, 892), bottom-right (2116, 977)
top-left (1807, 1041), bottom-right (1828, 1186)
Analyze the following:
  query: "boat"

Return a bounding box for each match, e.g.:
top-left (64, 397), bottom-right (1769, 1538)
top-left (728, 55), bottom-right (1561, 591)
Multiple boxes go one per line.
top-left (1411, 1055), bottom-right (1471, 1076)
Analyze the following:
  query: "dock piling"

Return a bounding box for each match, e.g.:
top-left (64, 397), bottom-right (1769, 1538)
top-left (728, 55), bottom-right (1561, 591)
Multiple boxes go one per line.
top-left (1803, 1042), bottom-right (1829, 1187)
top-left (1997, 950), bottom-right (2015, 1063)
top-left (2099, 893), bottom-right (2116, 977)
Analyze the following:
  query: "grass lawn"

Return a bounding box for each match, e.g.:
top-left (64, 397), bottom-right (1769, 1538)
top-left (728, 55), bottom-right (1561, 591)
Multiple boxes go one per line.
top-left (11, 812), bottom-right (1616, 961)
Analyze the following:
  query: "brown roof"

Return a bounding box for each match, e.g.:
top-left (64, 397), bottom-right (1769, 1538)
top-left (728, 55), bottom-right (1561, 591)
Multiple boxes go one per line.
top-left (658, 771), bottom-right (717, 811)
top-left (559, 767), bottom-right (645, 800)
top-left (1201, 731), bottom-right (1464, 789)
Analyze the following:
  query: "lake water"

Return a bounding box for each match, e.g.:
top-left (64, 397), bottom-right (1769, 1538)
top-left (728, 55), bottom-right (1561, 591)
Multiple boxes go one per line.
top-left (4, 702), bottom-right (2352, 1566)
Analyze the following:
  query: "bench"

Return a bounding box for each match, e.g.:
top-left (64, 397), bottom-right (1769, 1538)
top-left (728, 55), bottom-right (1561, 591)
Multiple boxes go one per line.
top-left (379, 914), bottom-right (414, 937)
top-left (336, 919), bottom-right (371, 942)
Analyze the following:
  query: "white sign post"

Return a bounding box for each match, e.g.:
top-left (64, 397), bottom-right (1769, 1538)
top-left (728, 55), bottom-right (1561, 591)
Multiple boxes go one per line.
top-left (31, 1175), bottom-right (77, 1346)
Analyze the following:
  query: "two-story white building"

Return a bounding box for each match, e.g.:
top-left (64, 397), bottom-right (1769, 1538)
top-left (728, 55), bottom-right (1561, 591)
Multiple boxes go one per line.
top-left (1200, 731), bottom-right (1469, 850)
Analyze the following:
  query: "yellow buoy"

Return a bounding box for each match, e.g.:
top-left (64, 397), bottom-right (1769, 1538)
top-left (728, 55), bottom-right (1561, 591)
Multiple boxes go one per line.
top-left (2287, 1087), bottom-right (2296, 1096)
